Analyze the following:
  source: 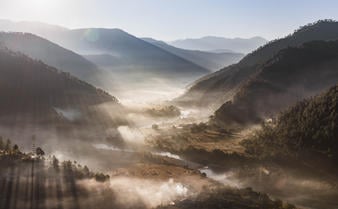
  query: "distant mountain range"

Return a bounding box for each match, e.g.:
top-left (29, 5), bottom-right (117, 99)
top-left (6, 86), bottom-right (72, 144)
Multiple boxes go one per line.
top-left (0, 19), bottom-right (265, 90)
top-left (169, 36), bottom-right (267, 54)
top-left (177, 20), bottom-right (338, 110)
top-left (0, 20), bottom-right (211, 88)
top-left (142, 38), bottom-right (244, 71)
top-left (57, 28), bottom-right (209, 77)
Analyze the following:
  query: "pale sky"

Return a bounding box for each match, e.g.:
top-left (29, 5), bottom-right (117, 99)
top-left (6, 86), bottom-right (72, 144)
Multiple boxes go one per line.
top-left (1, 0), bottom-right (338, 41)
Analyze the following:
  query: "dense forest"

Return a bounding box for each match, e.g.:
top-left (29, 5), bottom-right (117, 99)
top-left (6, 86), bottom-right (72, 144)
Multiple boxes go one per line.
top-left (242, 85), bottom-right (338, 162)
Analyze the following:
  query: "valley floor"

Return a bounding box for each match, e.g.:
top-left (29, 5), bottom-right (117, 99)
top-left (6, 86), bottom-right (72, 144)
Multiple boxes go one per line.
top-left (1, 88), bottom-right (337, 209)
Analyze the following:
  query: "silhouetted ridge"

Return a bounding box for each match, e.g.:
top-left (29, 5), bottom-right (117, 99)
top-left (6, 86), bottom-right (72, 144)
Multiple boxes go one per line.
top-left (47, 28), bottom-right (210, 77)
top-left (0, 32), bottom-right (104, 86)
top-left (178, 20), bottom-right (338, 107)
top-left (213, 40), bottom-right (338, 126)
top-left (0, 46), bottom-right (116, 115)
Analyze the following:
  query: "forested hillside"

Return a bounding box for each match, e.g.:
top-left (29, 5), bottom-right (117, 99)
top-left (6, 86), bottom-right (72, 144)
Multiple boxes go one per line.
top-left (213, 41), bottom-right (338, 126)
top-left (242, 85), bottom-right (338, 161)
top-left (178, 20), bottom-right (338, 107)
top-left (0, 46), bottom-right (116, 121)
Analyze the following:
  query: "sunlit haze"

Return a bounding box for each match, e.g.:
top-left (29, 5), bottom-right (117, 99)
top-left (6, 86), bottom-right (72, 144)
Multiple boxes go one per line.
top-left (0, 1), bottom-right (338, 209)
top-left (1, 0), bottom-right (338, 40)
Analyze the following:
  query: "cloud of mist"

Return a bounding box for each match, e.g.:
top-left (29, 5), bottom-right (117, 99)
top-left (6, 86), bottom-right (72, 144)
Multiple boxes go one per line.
top-left (117, 126), bottom-right (145, 144)
top-left (153, 152), bottom-right (182, 160)
top-left (54, 107), bottom-right (82, 121)
top-left (81, 177), bottom-right (190, 208)
top-left (199, 167), bottom-right (242, 188)
top-left (110, 177), bottom-right (189, 208)
top-left (93, 143), bottom-right (185, 163)
top-left (93, 143), bottom-right (134, 153)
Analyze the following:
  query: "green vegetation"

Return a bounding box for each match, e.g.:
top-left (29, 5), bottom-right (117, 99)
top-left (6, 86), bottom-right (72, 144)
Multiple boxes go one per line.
top-left (242, 85), bottom-right (338, 161)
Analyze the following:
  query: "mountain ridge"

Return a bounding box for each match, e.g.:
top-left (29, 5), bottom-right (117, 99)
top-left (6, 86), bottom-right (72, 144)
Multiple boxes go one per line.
top-left (143, 37), bottom-right (244, 71)
top-left (177, 20), bottom-right (338, 108)
top-left (212, 40), bottom-right (338, 127)
top-left (170, 36), bottom-right (267, 54)
top-left (0, 20), bottom-right (210, 86)
top-left (0, 32), bottom-right (107, 87)
top-left (0, 45), bottom-right (117, 123)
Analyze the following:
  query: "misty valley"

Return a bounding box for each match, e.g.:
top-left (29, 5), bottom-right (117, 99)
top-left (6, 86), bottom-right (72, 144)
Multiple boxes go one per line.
top-left (0, 18), bottom-right (338, 209)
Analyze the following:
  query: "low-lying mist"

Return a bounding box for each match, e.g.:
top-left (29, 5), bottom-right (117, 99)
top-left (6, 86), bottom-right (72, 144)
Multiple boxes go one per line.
top-left (4, 65), bottom-right (337, 209)
top-left (85, 177), bottom-right (190, 208)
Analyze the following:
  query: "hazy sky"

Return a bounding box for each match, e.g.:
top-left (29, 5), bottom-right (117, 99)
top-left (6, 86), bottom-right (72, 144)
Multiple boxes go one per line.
top-left (1, 0), bottom-right (338, 41)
